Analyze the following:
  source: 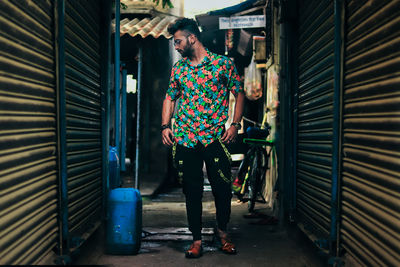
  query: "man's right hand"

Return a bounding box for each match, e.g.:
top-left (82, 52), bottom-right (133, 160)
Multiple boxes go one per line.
top-left (161, 128), bottom-right (175, 146)
top-left (161, 97), bottom-right (176, 147)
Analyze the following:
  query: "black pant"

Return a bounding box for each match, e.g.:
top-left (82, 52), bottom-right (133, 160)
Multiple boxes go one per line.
top-left (173, 139), bottom-right (233, 241)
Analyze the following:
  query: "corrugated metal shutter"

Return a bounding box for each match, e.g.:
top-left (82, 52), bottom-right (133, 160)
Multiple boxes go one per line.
top-left (64, 0), bottom-right (102, 239)
top-left (0, 1), bottom-right (58, 265)
top-left (340, 1), bottom-right (400, 265)
top-left (295, 0), bottom-right (335, 239)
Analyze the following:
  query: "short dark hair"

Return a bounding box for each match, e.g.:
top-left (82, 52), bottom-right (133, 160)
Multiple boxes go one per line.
top-left (168, 17), bottom-right (201, 40)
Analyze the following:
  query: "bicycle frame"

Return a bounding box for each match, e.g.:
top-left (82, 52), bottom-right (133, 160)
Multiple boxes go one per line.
top-left (233, 137), bottom-right (274, 212)
top-left (233, 109), bottom-right (276, 212)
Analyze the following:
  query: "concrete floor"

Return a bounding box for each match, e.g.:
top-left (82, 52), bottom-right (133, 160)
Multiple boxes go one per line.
top-left (72, 186), bottom-right (328, 267)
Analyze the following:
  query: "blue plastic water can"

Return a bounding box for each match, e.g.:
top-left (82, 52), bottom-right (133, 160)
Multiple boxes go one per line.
top-left (106, 188), bottom-right (142, 254)
top-left (109, 146), bottom-right (120, 189)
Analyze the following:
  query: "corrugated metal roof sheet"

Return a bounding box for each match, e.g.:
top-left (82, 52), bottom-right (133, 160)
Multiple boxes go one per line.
top-left (120, 0), bottom-right (169, 13)
top-left (112, 16), bottom-right (176, 39)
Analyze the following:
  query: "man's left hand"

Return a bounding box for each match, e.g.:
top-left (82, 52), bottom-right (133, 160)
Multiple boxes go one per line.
top-left (221, 126), bottom-right (238, 144)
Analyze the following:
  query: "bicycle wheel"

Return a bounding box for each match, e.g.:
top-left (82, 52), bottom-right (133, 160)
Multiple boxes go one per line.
top-left (232, 149), bottom-right (251, 195)
top-left (247, 150), bottom-right (261, 212)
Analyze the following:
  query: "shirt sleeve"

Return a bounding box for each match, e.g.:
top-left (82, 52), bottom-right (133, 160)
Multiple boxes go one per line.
top-left (165, 63), bottom-right (181, 101)
top-left (227, 59), bottom-right (243, 96)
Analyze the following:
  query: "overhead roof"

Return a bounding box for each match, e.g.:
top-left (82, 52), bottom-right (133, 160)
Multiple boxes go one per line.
top-left (112, 16), bottom-right (177, 39)
top-left (207, 0), bottom-right (263, 16)
top-left (114, 0), bottom-right (178, 39)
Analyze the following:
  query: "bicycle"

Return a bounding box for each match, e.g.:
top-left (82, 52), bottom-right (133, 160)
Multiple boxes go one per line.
top-left (232, 116), bottom-right (277, 213)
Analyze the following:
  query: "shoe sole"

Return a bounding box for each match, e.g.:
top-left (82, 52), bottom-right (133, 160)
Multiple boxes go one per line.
top-left (185, 252), bottom-right (203, 258)
top-left (221, 248), bottom-right (237, 255)
top-left (213, 231), bottom-right (237, 255)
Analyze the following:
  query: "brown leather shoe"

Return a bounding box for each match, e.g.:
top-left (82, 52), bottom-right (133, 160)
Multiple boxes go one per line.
top-left (185, 241), bottom-right (203, 258)
top-left (216, 230), bottom-right (237, 255)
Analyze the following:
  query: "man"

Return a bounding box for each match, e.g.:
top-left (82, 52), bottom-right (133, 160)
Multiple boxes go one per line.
top-left (161, 18), bottom-right (244, 258)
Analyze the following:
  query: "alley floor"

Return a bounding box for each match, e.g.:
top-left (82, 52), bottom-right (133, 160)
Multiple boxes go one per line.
top-left (72, 185), bottom-right (328, 267)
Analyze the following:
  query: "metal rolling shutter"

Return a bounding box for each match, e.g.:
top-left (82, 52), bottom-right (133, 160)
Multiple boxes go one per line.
top-left (64, 0), bottom-right (102, 239)
top-left (0, 1), bottom-right (58, 265)
top-left (340, 1), bottom-right (400, 265)
top-left (295, 0), bottom-right (335, 239)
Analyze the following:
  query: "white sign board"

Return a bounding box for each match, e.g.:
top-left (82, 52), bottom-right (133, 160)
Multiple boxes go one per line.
top-left (219, 15), bottom-right (265, 29)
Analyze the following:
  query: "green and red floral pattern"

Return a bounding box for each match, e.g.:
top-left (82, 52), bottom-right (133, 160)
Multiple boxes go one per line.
top-left (166, 49), bottom-right (243, 148)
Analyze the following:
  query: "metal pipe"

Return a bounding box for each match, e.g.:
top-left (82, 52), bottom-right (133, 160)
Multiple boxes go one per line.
top-left (135, 45), bottom-right (142, 189)
top-left (100, 0), bottom-right (112, 218)
top-left (121, 67), bottom-right (127, 172)
top-left (56, 0), bottom-right (69, 254)
top-left (334, 0), bottom-right (345, 257)
top-left (290, 0), bottom-right (299, 222)
top-left (331, 0), bottom-right (344, 257)
top-left (278, 0), bottom-right (292, 223)
top-left (144, 72), bottom-right (150, 173)
top-left (114, 0), bottom-right (120, 159)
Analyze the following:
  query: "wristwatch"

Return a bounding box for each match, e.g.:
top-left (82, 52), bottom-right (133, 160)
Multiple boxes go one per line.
top-left (231, 122), bottom-right (242, 130)
top-left (160, 124), bottom-right (170, 132)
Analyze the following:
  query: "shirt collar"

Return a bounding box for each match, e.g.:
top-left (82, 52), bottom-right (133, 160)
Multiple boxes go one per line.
top-left (183, 48), bottom-right (213, 68)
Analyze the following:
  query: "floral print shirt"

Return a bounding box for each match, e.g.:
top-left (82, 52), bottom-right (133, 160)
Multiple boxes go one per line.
top-left (166, 49), bottom-right (243, 148)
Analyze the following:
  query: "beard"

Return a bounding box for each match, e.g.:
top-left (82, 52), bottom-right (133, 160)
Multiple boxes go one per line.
top-left (178, 42), bottom-right (193, 58)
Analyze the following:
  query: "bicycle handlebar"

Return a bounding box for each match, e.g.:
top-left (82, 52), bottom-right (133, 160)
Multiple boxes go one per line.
top-left (243, 138), bottom-right (274, 146)
top-left (242, 116), bottom-right (263, 127)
